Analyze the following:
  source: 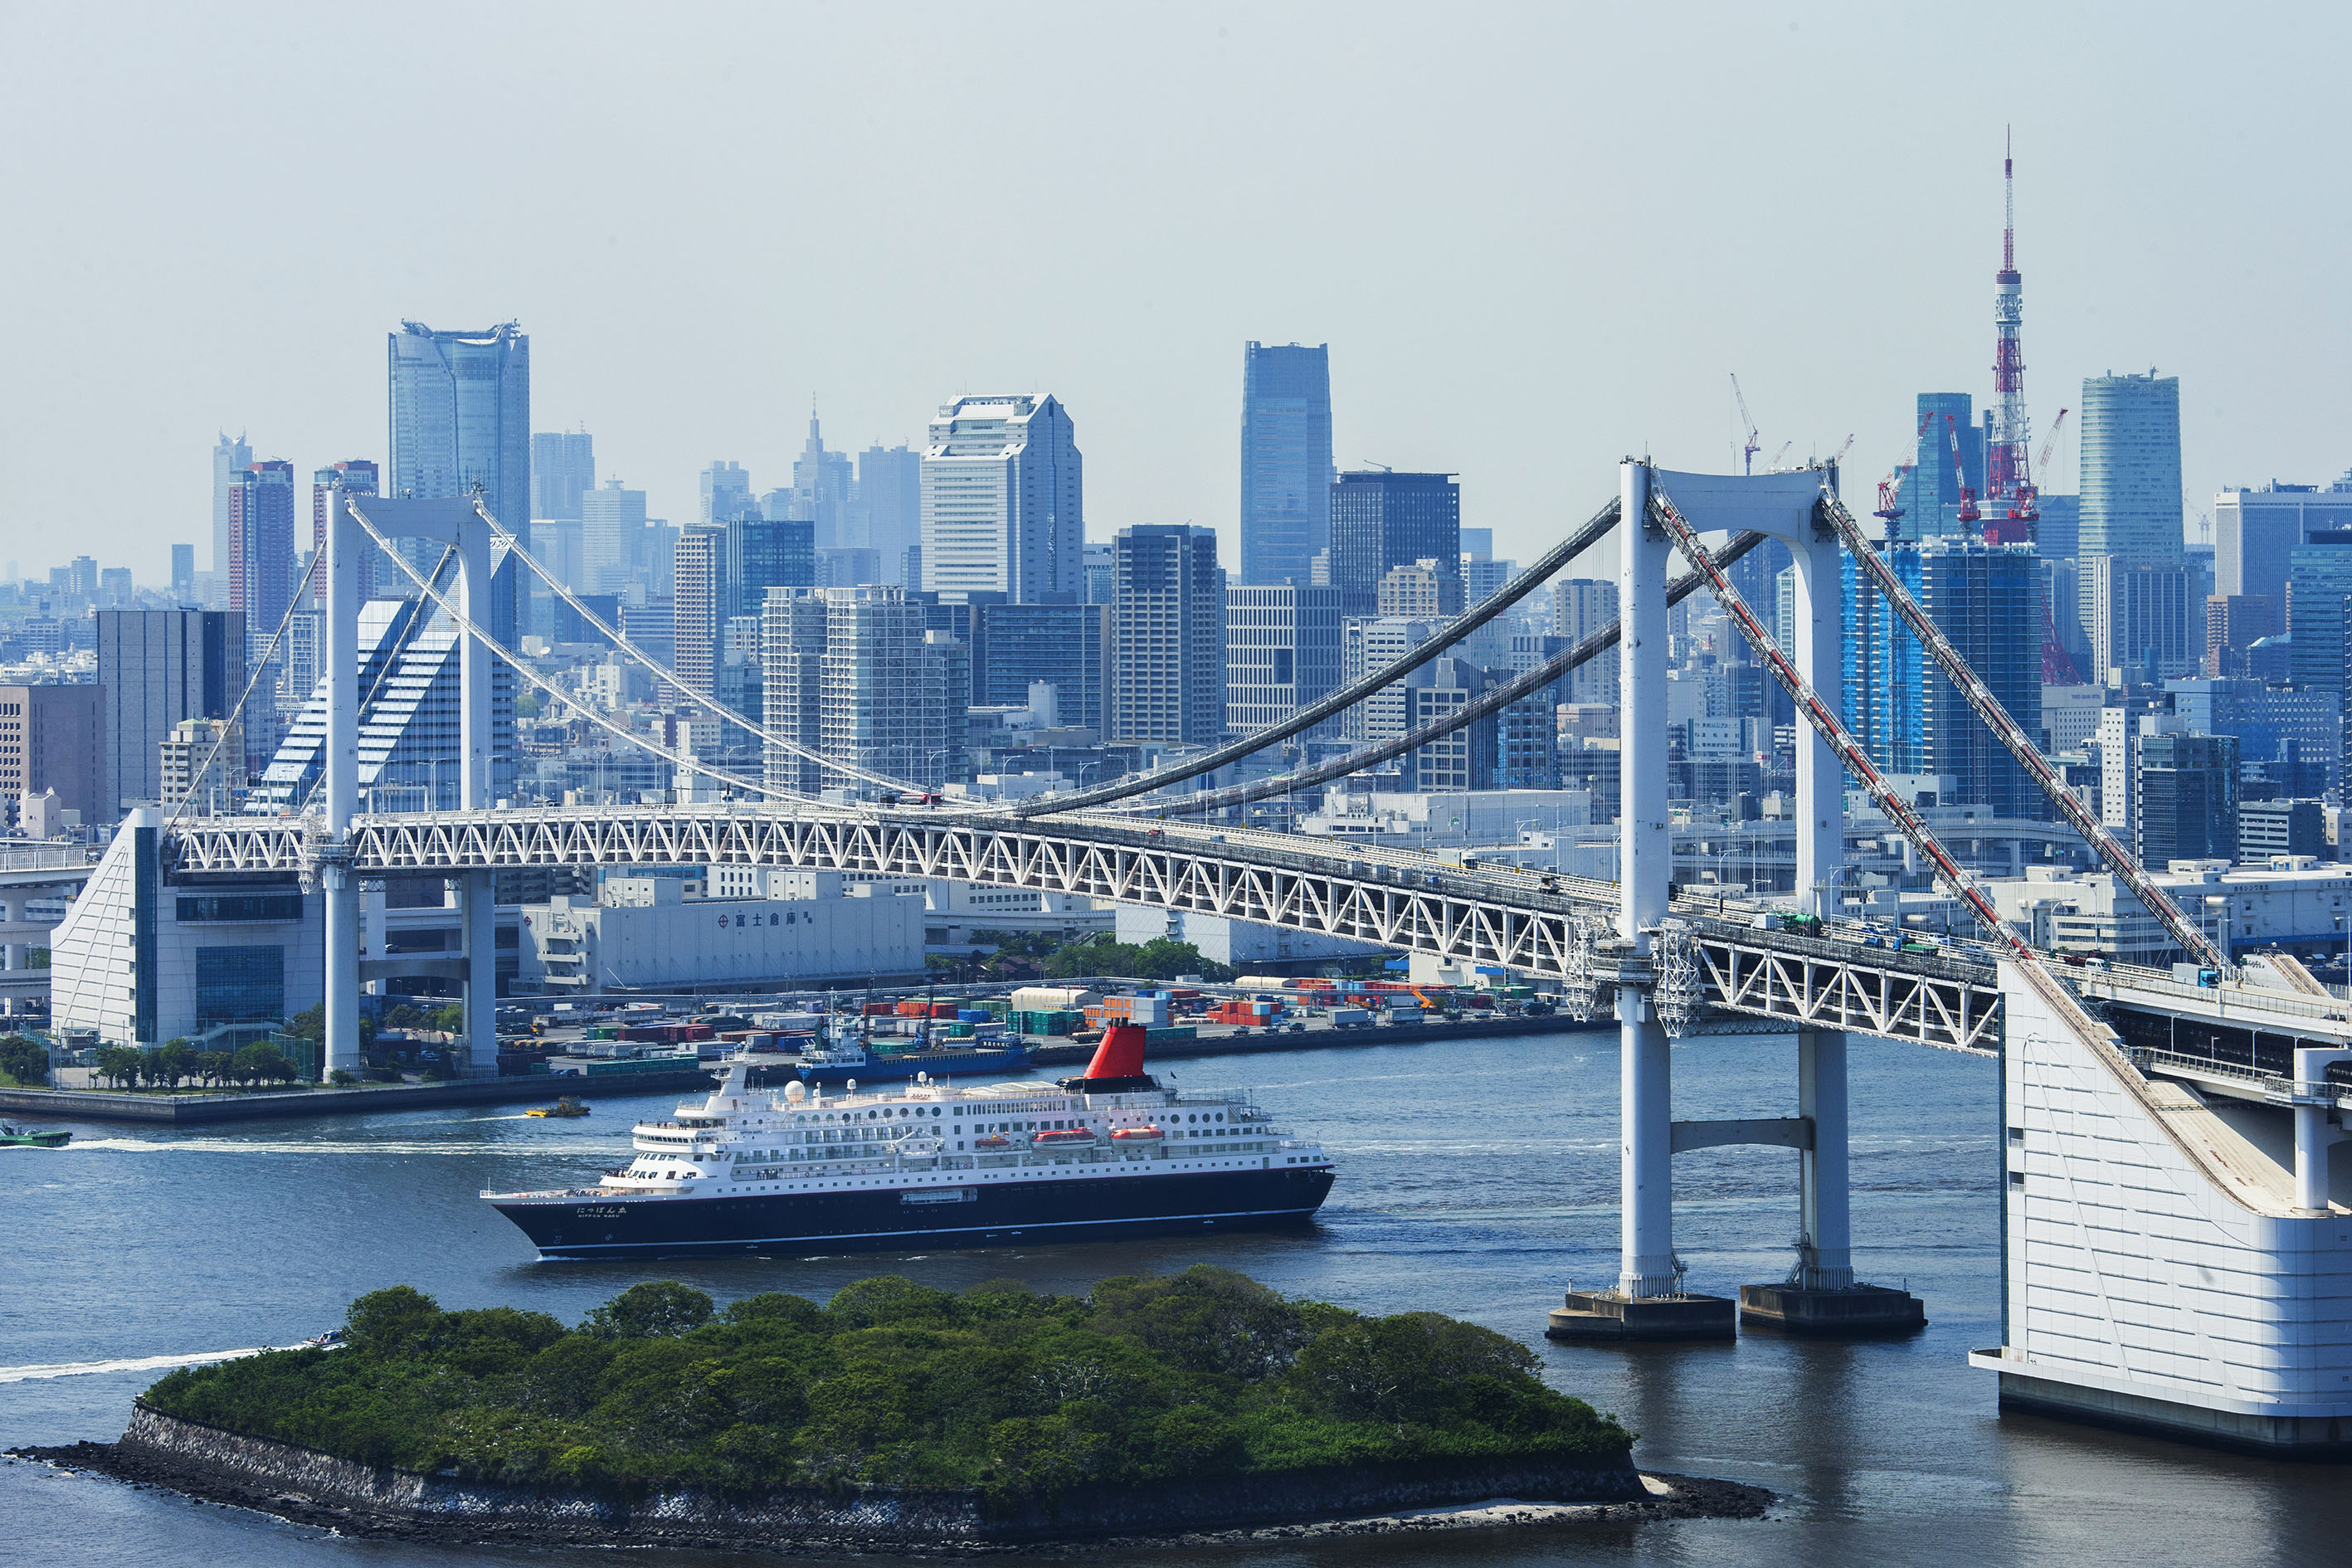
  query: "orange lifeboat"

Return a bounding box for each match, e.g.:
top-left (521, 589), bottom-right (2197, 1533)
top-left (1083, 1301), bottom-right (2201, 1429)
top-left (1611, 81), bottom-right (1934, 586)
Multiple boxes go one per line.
top-left (975, 1133), bottom-right (1013, 1150)
top-left (1035, 1128), bottom-right (1095, 1146)
top-left (1109, 1125), bottom-right (1164, 1143)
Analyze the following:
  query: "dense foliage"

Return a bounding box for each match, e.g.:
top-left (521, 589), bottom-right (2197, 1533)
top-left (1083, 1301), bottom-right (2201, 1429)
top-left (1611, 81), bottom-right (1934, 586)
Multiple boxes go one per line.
top-left (0, 1035), bottom-right (49, 1087)
top-left (92, 1040), bottom-right (299, 1091)
top-left (143, 1268), bottom-right (1626, 1505)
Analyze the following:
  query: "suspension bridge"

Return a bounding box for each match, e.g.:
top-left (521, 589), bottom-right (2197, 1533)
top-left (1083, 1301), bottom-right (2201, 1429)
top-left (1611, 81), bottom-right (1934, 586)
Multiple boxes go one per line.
top-left (85, 460), bottom-right (2352, 1455)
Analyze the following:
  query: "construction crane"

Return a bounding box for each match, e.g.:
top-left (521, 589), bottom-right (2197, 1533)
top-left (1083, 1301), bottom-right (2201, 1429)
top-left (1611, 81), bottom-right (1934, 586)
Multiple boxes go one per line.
top-left (1731, 373), bottom-right (1761, 475)
top-left (1873, 412), bottom-right (1936, 538)
top-left (2014, 405), bottom-right (2071, 524)
top-left (1945, 415), bottom-right (1981, 528)
top-left (1766, 440), bottom-right (1794, 471)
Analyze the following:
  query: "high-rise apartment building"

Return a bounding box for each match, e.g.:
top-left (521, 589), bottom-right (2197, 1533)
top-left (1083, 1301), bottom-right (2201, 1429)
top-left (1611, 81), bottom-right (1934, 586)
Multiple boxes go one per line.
top-left (1110, 525), bottom-right (1224, 745)
top-left (226, 461), bottom-right (297, 641)
top-left (97, 609), bottom-right (246, 822)
top-left (1225, 585), bottom-right (1346, 738)
top-left (2033, 494), bottom-right (2080, 562)
top-left (922, 395), bottom-right (1083, 602)
top-left (311, 460), bottom-right (379, 604)
top-left (1328, 471), bottom-right (1458, 610)
top-left (2079, 371), bottom-right (2184, 561)
top-left (1378, 560), bottom-right (1465, 618)
top-left (579, 480), bottom-right (648, 595)
top-left (1342, 616), bottom-right (1439, 743)
top-left (856, 445), bottom-right (922, 584)
top-left (211, 431), bottom-right (251, 577)
top-left (1083, 542), bottom-right (1114, 606)
top-left (1239, 342), bottom-right (1333, 586)
top-left (1843, 547), bottom-right (1928, 776)
top-left (0, 684), bottom-right (102, 829)
top-left (760, 587), bottom-right (965, 788)
top-left (671, 527), bottom-right (726, 697)
top-left (975, 602), bottom-right (1113, 733)
top-left (531, 430), bottom-right (595, 522)
top-left (2213, 479), bottom-right (2352, 603)
top-left (701, 460), bottom-right (753, 525)
top-left (1551, 578), bottom-right (1620, 705)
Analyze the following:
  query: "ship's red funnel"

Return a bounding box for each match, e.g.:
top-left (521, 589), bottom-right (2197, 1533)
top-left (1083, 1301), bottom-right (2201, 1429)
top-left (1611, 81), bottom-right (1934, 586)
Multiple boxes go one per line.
top-left (1083, 1023), bottom-right (1148, 1080)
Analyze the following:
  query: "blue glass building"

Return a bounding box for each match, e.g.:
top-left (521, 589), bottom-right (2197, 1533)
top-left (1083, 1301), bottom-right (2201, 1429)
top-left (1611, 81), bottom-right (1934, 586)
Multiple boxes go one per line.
top-left (1239, 343), bottom-right (1333, 586)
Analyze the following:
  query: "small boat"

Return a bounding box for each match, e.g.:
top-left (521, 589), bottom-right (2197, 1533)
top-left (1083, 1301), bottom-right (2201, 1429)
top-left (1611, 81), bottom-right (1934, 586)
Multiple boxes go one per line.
top-left (0, 1122), bottom-right (70, 1148)
top-left (526, 1098), bottom-right (591, 1119)
top-left (974, 1132), bottom-right (1014, 1150)
top-left (302, 1329), bottom-right (347, 1349)
top-left (1109, 1125), bottom-right (1164, 1144)
top-left (1034, 1127), bottom-right (1097, 1146)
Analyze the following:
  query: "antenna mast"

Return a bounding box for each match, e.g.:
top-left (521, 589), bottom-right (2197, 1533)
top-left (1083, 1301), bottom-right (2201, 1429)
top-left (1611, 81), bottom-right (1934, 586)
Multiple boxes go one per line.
top-left (1984, 127), bottom-right (2033, 543)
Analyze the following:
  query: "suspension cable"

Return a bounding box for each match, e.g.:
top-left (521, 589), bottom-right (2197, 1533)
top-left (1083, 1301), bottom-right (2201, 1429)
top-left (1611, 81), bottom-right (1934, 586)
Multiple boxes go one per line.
top-left (166, 547), bottom-right (326, 829)
top-left (1814, 491), bottom-right (2223, 970)
top-left (345, 508), bottom-right (827, 805)
top-left (1126, 532), bottom-right (1770, 817)
top-left (1015, 496), bottom-right (1626, 818)
top-left (453, 499), bottom-right (942, 800)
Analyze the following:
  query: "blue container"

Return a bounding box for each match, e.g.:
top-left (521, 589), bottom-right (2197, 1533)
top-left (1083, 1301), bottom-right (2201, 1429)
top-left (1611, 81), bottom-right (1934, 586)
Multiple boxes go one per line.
top-left (957, 1008), bottom-right (993, 1023)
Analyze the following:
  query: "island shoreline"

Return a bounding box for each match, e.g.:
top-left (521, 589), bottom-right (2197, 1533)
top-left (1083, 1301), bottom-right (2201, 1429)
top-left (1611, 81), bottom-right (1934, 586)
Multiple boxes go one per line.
top-left (11, 1405), bottom-right (1770, 1554)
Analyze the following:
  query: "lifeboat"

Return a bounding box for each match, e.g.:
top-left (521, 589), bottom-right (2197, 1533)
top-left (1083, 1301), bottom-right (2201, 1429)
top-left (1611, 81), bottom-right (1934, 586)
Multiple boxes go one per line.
top-left (1109, 1125), bottom-right (1164, 1143)
top-left (975, 1133), bottom-right (1013, 1150)
top-left (1034, 1128), bottom-right (1096, 1145)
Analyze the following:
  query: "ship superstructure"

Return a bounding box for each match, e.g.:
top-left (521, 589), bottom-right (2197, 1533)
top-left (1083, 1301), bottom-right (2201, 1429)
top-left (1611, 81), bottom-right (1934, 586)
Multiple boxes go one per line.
top-left (483, 1025), bottom-right (1334, 1259)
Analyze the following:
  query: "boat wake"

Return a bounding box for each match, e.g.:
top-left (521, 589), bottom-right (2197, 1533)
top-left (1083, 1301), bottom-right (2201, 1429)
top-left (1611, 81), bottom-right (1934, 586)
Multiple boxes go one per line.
top-left (0, 1346), bottom-right (294, 1384)
top-left (61, 1137), bottom-right (617, 1156)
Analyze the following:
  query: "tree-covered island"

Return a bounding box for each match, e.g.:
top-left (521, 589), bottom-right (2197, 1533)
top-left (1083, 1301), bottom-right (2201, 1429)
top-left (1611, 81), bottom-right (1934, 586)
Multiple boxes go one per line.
top-left (141, 1267), bottom-right (1632, 1507)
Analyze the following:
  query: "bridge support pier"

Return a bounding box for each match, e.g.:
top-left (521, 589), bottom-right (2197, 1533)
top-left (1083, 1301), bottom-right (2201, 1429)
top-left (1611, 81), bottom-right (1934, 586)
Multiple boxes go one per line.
top-left (1549, 461), bottom-right (1732, 1344)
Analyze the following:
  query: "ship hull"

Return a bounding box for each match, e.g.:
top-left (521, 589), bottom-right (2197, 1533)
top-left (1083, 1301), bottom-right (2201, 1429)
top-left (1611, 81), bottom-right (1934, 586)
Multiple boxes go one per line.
top-left (493, 1164), bottom-right (1334, 1260)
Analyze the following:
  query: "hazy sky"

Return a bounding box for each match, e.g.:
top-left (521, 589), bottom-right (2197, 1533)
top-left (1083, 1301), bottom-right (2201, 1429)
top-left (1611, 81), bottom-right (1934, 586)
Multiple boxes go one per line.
top-left (3, 1), bottom-right (2347, 585)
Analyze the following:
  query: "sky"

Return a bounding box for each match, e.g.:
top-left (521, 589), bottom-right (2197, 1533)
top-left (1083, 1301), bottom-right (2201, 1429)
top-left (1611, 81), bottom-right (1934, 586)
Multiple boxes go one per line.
top-left (2, 1), bottom-right (2348, 586)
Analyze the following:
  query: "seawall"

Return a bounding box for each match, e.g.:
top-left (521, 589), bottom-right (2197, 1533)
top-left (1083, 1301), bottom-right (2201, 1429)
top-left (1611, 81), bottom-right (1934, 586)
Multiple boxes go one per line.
top-left (90, 1404), bottom-right (1650, 1548)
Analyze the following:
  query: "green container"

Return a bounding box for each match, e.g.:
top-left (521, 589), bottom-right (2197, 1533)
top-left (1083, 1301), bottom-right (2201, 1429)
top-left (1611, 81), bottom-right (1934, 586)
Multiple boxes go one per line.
top-left (947, 1023), bottom-right (976, 1038)
top-left (586, 1025), bottom-right (619, 1040)
top-left (1142, 1025), bottom-right (1197, 1045)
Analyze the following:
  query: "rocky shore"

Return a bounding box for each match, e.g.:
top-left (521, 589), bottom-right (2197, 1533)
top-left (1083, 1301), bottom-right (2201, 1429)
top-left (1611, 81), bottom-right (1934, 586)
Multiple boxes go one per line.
top-left (9, 1405), bottom-right (1769, 1554)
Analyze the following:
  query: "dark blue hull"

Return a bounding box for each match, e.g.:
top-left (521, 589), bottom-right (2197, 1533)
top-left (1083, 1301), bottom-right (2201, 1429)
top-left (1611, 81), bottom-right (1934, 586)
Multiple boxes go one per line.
top-left (493, 1164), bottom-right (1334, 1260)
top-left (796, 1043), bottom-right (1030, 1083)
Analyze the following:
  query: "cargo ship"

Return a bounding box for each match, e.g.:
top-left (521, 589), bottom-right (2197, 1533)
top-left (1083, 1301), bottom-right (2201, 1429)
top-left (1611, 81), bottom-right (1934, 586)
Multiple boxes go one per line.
top-left (481, 1025), bottom-right (1335, 1259)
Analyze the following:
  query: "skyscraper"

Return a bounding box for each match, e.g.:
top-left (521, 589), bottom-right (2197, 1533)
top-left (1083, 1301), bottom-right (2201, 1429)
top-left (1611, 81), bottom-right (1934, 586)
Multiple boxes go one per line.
top-left (530, 430), bottom-right (595, 522)
top-left (2079, 371), bottom-right (2184, 561)
top-left (1110, 525), bottom-right (1224, 745)
top-left (580, 480), bottom-right (648, 596)
top-left (225, 461), bottom-right (297, 639)
top-left (672, 527), bottom-right (726, 697)
top-left (96, 609), bottom-right (246, 822)
top-left (701, 460), bottom-right (753, 524)
top-left (1902, 394), bottom-right (1983, 541)
top-left (791, 415), bottom-right (855, 548)
top-left (1916, 538), bottom-right (2046, 817)
top-left (726, 517), bottom-right (816, 621)
top-left (1239, 342), bottom-right (1334, 586)
top-left (976, 601), bottom-right (1114, 733)
top-left (211, 431), bottom-right (251, 576)
top-left (1327, 471), bottom-right (1459, 610)
top-left (2213, 480), bottom-right (2352, 604)
top-left (2287, 531), bottom-right (2352, 694)
top-left (311, 460), bottom-right (378, 603)
top-left (170, 544), bottom-right (195, 603)
top-left (921, 394), bottom-right (1083, 602)
top-left (1551, 578), bottom-right (1620, 705)
top-left (388, 321), bottom-right (530, 642)
top-left (857, 445), bottom-right (923, 585)
top-left (0, 684), bottom-right (102, 830)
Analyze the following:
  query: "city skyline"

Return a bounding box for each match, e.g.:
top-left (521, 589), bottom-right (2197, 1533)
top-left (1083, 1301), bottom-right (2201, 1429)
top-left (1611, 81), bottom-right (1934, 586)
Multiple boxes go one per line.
top-left (4, 7), bottom-right (2347, 584)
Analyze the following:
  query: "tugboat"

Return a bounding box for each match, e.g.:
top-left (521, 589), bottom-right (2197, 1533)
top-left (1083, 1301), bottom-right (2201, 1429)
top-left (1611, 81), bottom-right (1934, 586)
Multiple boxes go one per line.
top-left (0, 1122), bottom-right (70, 1148)
top-left (794, 1002), bottom-right (1030, 1084)
top-left (525, 1097), bottom-right (591, 1118)
top-left (482, 1025), bottom-right (1335, 1259)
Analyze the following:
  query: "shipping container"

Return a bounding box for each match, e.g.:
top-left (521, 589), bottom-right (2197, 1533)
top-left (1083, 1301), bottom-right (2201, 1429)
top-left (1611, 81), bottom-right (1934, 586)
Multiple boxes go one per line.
top-left (1327, 1006), bottom-right (1373, 1029)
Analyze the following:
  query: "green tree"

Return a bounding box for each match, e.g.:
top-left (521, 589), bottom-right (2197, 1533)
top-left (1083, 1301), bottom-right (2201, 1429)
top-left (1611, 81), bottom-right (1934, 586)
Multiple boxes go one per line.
top-left (197, 1050), bottom-right (235, 1088)
top-left (149, 1040), bottom-right (197, 1091)
top-left (286, 1004), bottom-right (324, 1042)
top-left (583, 1281), bottom-right (715, 1339)
top-left (233, 1041), bottom-right (297, 1086)
top-left (345, 1285), bottom-right (442, 1354)
top-left (94, 1045), bottom-right (141, 1089)
top-left (428, 1005), bottom-right (465, 1035)
top-left (0, 1035), bottom-right (50, 1088)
